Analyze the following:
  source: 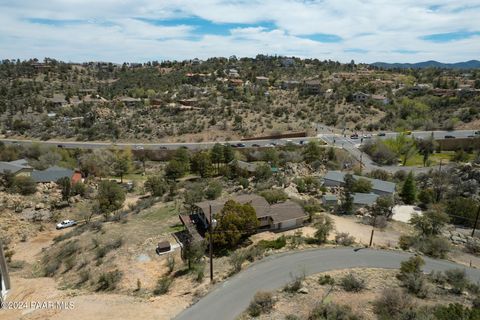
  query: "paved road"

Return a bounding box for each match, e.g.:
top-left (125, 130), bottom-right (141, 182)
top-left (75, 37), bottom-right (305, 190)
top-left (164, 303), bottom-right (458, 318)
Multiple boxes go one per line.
top-left (175, 248), bottom-right (480, 320)
top-left (0, 137), bottom-right (313, 151)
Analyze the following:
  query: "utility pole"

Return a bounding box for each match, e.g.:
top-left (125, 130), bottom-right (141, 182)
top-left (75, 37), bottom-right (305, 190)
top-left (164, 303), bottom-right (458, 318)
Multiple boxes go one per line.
top-left (471, 204), bottom-right (480, 237)
top-left (439, 159), bottom-right (443, 171)
top-left (209, 204), bottom-right (214, 282)
top-left (369, 215), bottom-right (377, 247)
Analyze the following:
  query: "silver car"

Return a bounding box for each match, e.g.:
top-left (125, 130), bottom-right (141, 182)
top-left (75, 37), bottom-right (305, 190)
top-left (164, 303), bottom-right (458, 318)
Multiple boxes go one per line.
top-left (56, 220), bottom-right (77, 230)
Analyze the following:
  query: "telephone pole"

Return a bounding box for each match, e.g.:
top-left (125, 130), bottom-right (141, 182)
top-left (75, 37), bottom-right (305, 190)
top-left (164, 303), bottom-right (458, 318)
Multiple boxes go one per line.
top-left (472, 204), bottom-right (480, 237)
top-left (209, 205), bottom-right (214, 282)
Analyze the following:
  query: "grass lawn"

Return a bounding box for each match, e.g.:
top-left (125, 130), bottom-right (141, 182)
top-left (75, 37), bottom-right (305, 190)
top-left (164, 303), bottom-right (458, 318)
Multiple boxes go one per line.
top-left (403, 151), bottom-right (474, 167)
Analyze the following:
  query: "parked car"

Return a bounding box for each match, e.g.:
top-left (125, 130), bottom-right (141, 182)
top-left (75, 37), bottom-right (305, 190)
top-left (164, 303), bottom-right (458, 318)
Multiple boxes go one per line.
top-left (377, 132), bottom-right (386, 137)
top-left (57, 144), bottom-right (64, 148)
top-left (252, 143), bottom-right (260, 147)
top-left (350, 134), bottom-right (359, 139)
top-left (362, 134), bottom-right (372, 139)
top-left (475, 131), bottom-right (480, 135)
top-left (135, 145), bottom-right (144, 150)
top-left (236, 143), bottom-right (246, 148)
top-left (444, 135), bottom-right (456, 139)
top-left (56, 220), bottom-right (77, 230)
top-left (158, 146), bottom-right (167, 150)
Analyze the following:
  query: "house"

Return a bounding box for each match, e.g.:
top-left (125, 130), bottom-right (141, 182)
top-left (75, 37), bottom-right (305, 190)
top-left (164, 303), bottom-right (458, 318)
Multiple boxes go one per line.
top-left (323, 171), bottom-right (396, 196)
top-left (119, 97), bottom-right (141, 108)
top-left (187, 194), bottom-right (307, 232)
top-left (352, 92), bottom-right (370, 103)
top-left (281, 58), bottom-right (295, 67)
top-left (178, 98), bottom-right (198, 107)
top-left (31, 166), bottom-right (82, 184)
top-left (352, 193), bottom-right (379, 207)
top-left (228, 69), bottom-right (240, 78)
top-left (229, 160), bottom-right (277, 176)
top-left (48, 94), bottom-right (67, 108)
top-left (371, 94), bottom-right (390, 105)
top-left (302, 80), bottom-right (322, 95)
top-left (322, 192), bottom-right (379, 209)
top-left (0, 159), bottom-right (33, 177)
top-left (0, 240), bottom-right (11, 304)
top-left (255, 76), bottom-right (269, 85)
top-left (322, 194), bottom-right (338, 208)
top-left (281, 80), bottom-right (301, 90)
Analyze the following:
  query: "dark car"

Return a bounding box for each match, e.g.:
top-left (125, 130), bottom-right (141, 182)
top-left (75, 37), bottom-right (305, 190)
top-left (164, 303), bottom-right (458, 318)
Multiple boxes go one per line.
top-left (444, 135), bottom-right (456, 139)
top-left (377, 132), bottom-right (386, 137)
top-left (475, 131), bottom-right (480, 135)
top-left (236, 143), bottom-right (246, 147)
top-left (252, 143), bottom-right (260, 147)
top-left (57, 144), bottom-right (64, 148)
top-left (158, 146), bottom-right (167, 150)
top-left (350, 134), bottom-right (359, 139)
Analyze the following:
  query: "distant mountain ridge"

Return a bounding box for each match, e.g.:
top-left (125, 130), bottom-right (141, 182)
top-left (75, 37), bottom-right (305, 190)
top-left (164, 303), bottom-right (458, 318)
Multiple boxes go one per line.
top-left (371, 60), bottom-right (480, 70)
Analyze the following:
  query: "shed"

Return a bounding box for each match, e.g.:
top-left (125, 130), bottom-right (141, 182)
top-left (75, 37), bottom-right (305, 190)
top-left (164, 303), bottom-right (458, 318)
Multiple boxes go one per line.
top-left (156, 241), bottom-right (171, 254)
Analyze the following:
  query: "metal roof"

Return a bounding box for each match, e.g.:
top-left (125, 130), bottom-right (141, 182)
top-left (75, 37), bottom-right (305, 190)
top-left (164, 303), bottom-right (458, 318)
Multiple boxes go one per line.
top-left (323, 171), bottom-right (396, 194)
top-left (353, 193), bottom-right (379, 206)
top-left (31, 166), bottom-right (74, 183)
top-left (0, 161), bottom-right (31, 174)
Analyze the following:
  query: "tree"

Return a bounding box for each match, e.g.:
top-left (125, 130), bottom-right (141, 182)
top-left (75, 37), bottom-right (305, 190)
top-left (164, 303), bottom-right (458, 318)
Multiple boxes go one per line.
top-left (416, 137), bottom-right (436, 167)
top-left (445, 197), bottom-right (478, 227)
top-left (210, 143), bottom-right (224, 173)
top-left (12, 176), bottom-right (36, 195)
top-left (209, 200), bottom-right (259, 250)
top-left (314, 214), bottom-right (334, 244)
top-left (340, 174), bottom-right (354, 214)
top-left (254, 163), bottom-right (273, 181)
top-left (303, 141), bottom-right (322, 163)
top-left (145, 175), bottom-right (168, 197)
top-left (409, 208), bottom-right (450, 236)
top-left (352, 178), bottom-right (372, 193)
top-left (191, 152), bottom-right (213, 178)
top-left (400, 172), bottom-right (416, 205)
top-left (113, 149), bottom-right (132, 183)
top-left (165, 159), bottom-right (186, 180)
top-left (172, 148), bottom-right (190, 172)
top-left (223, 144), bottom-right (235, 164)
top-left (370, 196), bottom-right (394, 219)
top-left (57, 176), bottom-right (71, 202)
top-left (97, 180), bottom-right (125, 217)
top-left (183, 240), bottom-right (205, 270)
top-left (205, 181), bottom-right (222, 200)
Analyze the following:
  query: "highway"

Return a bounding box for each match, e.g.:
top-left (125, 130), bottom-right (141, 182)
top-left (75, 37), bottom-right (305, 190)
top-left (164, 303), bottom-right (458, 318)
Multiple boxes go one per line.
top-left (175, 248), bottom-right (480, 320)
top-left (0, 137), bottom-right (313, 151)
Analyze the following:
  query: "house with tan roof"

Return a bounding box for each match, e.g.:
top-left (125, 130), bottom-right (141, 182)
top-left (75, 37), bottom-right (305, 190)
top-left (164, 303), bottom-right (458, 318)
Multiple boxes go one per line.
top-left (181, 194), bottom-right (307, 236)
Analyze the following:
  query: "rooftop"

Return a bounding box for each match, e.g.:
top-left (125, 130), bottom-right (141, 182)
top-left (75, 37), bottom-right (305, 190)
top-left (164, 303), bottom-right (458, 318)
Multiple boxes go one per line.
top-left (323, 171), bottom-right (396, 194)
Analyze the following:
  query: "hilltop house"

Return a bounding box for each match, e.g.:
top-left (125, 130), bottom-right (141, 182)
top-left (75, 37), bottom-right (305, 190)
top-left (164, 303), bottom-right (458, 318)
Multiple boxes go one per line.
top-left (0, 159), bottom-right (33, 177)
top-left (182, 194), bottom-right (307, 235)
top-left (323, 171), bottom-right (396, 196)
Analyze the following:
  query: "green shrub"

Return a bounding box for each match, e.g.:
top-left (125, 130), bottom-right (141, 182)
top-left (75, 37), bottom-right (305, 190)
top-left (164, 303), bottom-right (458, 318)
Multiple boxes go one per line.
top-left (153, 276), bottom-right (173, 295)
top-left (445, 269), bottom-right (469, 294)
top-left (259, 189), bottom-right (288, 204)
top-left (284, 273), bottom-right (305, 293)
top-left (230, 250), bottom-right (247, 274)
top-left (95, 237), bottom-right (123, 259)
top-left (340, 273), bottom-right (365, 292)
top-left (96, 269), bottom-right (123, 291)
top-left (318, 274), bottom-right (335, 285)
top-left (11, 175), bottom-right (36, 195)
top-left (166, 256), bottom-right (175, 274)
top-left (247, 291), bottom-right (274, 317)
top-left (335, 232), bottom-right (355, 246)
top-left (433, 303), bottom-right (479, 320)
top-left (258, 236), bottom-right (287, 250)
top-left (314, 214), bottom-right (334, 244)
top-left (373, 288), bottom-right (414, 320)
top-left (308, 302), bottom-right (361, 320)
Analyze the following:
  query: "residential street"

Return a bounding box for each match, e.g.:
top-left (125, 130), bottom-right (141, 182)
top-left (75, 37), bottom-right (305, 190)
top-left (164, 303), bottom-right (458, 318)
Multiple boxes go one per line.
top-left (175, 248), bottom-right (480, 320)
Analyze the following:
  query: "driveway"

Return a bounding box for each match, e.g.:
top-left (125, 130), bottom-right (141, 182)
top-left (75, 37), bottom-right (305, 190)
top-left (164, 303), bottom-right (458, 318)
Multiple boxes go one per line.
top-left (175, 248), bottom-right (480, 320)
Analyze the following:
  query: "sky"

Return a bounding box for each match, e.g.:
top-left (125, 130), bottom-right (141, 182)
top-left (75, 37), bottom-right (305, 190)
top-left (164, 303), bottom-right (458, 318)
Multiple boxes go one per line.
top-left (0, 0), bottom-right (479, 63)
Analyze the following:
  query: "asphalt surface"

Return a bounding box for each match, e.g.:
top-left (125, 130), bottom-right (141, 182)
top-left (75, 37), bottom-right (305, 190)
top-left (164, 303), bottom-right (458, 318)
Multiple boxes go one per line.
top-left (175, 248), bottom-right (480, 320)
top-left (0, 137), bottom-right (312, 150)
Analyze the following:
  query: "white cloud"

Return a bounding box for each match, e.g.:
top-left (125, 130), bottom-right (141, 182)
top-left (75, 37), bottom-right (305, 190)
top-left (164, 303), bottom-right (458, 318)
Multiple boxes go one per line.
top-left (0, 0), bottom-right (479, 62)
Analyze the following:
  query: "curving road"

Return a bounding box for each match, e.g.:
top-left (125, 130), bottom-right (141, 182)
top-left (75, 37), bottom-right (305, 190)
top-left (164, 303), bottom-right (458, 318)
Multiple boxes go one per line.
top-left (175, 248), bottom-right (480, 320)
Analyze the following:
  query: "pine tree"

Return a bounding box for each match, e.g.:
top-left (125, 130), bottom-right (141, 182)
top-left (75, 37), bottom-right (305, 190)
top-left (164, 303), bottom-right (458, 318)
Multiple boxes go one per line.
top-left (401, 171), bottom-right (416, 205)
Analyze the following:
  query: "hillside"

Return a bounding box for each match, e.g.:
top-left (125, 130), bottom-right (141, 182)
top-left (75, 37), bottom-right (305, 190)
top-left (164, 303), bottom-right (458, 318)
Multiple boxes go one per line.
top-left (0, 57), bottom-right (479, 142)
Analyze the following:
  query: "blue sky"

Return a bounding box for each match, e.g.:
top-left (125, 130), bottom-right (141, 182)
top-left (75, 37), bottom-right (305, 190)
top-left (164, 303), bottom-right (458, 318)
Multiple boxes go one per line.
top-left (0, 0), bottom-right (479, 63)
